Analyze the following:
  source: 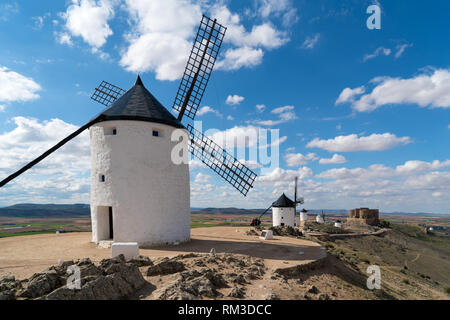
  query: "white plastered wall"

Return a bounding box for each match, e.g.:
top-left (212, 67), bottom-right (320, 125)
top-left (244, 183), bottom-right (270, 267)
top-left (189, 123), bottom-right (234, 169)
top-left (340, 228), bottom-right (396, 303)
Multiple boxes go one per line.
top-left (272, 207), bottom-right (296, 227)
top-left (90, 120), bottom-right (190, 247)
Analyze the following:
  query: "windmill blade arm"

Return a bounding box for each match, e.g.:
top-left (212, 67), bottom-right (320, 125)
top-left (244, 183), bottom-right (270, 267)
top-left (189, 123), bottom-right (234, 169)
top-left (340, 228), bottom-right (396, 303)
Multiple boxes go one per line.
top-left (91, 80), bottom-right (126, 107)
top-left (173, 15), bottom-right (227, 121)
top-left (187, 124), bottom-right (257, 196)
top-left (0, 116), bottom-right (103, 188)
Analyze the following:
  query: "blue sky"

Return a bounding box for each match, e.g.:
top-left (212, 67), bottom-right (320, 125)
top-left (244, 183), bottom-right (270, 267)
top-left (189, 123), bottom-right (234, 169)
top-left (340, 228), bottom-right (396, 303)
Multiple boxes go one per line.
top-left (0, 0), bottom-right (449, 213)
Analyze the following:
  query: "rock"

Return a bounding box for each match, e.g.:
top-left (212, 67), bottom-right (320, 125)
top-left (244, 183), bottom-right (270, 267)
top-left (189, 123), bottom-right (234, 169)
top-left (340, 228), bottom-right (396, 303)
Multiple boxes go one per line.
top-left (129, 255), bottom-right (153, 267)
top-left (203, 270), bottom-right (227, 288)
top-left (99, 254), bottom-right (126, 270)
top-left (265, 293), bottom-right (280, 300)
top-left (307, 285), bottom-right (319, 294)
top-left (45, 262), bottom-right (147, 300)
top-left (19, 270), bottom-right (63, 298)
top-left (228, 286), bottom-right (245, 298)
top-left (210, 248), bottom-right (216, 256)
top-left (232, 274), bottom-right (247, 285)
top-left (147, 258), bottom-right (185, 276)
top-left (0, 290), bottom-right (16, 300)
top-left (318, 293), bottom-right (331, 300)
top-left (0, 274), bottom-right (15, 283)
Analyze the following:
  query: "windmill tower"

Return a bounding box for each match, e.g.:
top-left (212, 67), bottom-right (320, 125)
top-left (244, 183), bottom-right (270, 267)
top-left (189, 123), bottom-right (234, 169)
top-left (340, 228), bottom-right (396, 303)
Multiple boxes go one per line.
top-left (89, 76), bottom-right (190, 246)
top-left (271, 177), bottom-right (304, 228)
top-left (0, 15), bottom-right (257, 247)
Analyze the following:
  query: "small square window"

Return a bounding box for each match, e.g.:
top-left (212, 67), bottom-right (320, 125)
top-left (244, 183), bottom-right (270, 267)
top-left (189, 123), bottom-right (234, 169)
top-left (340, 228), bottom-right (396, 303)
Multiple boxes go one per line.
top-left (99, 175), bottom-right (105, 182)
top-left (152, 130), bottom-right (159, 137)
top-left (112, 129), bottom-right (117, 135)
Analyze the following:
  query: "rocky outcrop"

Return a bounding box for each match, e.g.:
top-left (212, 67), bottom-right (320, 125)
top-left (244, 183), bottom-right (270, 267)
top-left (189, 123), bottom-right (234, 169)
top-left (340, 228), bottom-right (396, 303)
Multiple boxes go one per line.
top-left (1, 255), bottom-right (149, 300)
top-left (147, 253), bottom-right (266, 300)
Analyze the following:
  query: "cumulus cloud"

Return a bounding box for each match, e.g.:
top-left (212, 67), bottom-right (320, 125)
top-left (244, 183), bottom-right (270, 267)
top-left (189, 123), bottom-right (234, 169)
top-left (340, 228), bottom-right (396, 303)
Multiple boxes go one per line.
top-left (302, 34), bottom-right (320, 49)
top-left (319, 154), bottom-right (347, 165)
top-left (0, 67), bottom-right (41, 104)
top-left (0, 117), bottom-right (91, 205)
top-left (307, 133), bottom-right (412, 152)
top-left (226, 95), bottom-right (245, 106)
top-left (336, 86), bottom-right (365, 105)
top-left (254, 105), bottom-right (297, 126)
top-left (197, 106), bottom-right (221, 117)
top-left (120, 0), bottom-right (201, 80)
top-left (285, 153), bottom-right (318, 167)
top-left (212, 4), bottom-right (289, 71)
top-left (194, 172), bottom-right (211, 183)
top-left (336, 68), bottom-right (450, 112)
top-left (363, 46), bottom-right (391, 62)
top-left (216, 46), bottom-right (264, 71)
top-left (59, 0), bottom-right (115, 49)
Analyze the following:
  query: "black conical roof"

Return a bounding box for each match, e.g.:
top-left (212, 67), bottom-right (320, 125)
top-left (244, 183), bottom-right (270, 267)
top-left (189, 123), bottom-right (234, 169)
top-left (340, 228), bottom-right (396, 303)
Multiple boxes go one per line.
top-left (93, 76), bottom-right (185, 129)
top-left (272, 193), bottom-right (295, 208)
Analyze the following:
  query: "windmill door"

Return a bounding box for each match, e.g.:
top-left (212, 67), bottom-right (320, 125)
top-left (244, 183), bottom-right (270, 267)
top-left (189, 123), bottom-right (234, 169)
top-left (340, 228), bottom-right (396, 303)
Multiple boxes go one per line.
top-left (108, 207), bottom-right (114, 240)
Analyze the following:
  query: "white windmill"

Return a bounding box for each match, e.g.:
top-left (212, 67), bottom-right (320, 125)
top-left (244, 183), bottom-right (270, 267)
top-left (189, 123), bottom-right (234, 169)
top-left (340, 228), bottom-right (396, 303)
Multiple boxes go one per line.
top-left (270, 177), bottom-right (304, 228)
top-left (0, 15), bottom-right (257, 247)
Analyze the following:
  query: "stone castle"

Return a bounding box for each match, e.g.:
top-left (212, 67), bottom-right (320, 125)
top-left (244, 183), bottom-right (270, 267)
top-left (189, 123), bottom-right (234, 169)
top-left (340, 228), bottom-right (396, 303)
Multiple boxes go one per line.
top-left (347, 208), bottom-right (380, 226)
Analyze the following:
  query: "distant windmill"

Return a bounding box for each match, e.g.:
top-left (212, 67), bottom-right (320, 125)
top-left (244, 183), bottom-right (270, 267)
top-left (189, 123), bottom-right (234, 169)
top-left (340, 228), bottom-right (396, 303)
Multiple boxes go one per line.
top-left (251, 176), bottom-right (304, 227)
top-left (0, 15), bottom-right (257, 246)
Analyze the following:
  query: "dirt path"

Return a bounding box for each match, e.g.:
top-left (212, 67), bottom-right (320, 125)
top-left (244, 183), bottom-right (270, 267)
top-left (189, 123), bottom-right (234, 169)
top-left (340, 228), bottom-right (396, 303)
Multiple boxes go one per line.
top-left (0, 227), bottom-right (324, 280)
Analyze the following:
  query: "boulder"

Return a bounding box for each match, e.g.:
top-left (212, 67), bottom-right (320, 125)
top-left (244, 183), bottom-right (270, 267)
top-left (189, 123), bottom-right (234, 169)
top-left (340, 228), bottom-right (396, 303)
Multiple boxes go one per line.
top-left (19, 270), bottom-right (63, 298)
top-left (129, 255), bottom-right (153, 267)
top-left (228, 286), bottom-right (245, 298)
top-left (147, 258), bottom-right (185, 276)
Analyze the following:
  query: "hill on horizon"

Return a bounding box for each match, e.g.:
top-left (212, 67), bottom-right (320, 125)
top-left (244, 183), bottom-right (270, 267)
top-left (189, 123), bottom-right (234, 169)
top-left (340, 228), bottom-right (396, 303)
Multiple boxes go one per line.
top-left (0, 203), bottom-right (448, 218)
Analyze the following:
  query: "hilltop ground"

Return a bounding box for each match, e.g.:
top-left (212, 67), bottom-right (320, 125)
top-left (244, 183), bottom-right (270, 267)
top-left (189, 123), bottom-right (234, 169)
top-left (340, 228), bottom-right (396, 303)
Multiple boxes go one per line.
top-left (1, 221), bottom-right (449, 300)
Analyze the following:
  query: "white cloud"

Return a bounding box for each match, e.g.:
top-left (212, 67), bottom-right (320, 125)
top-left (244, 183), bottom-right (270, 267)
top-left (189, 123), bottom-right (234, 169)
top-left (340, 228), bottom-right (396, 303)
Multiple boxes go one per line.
top-left (302, 34), bottom-right (320, 49)
top-left (54, 32), bottom-right (74, 46)
top-left (256, 104), bottom-right (266, 112)
top-left (254, 105), bottom-right (297, 126)
top-left (0, 117), bottom-right (91, 205)
top-left (227, 115), bottom-right (234, 121)
top-left (0, 67), bottom-right (41, 103)
top-left (337, 69), bottom-right (450, 112)
top-left (319, 154), bottom-right (347, 165)
top-left (216, 47), bottom-right (264, 71)
top-left (395, 43), bottom-right (413, 59)
top-left (0, 105), bottom-right (6, 112)
top-left (226, 95), bottom-right (245, 105)
top-left (258, 167), bottom-right (313, 183)
top-left (285, 153), bottom-right (318, 167)
top-left (395, 160), bottom-right (450, 175)
top-left (60, 0), bottom-right (115, 49)
top-left (120, 0), bottom-right (201, 80)
top-left (194, 173), bottom-right (211, 183)
top-left (212, 4), bottom-right (289, 71)
top-left (363, 47), bottom-right (391, 62)
top-left (197, 106), bottom-right (221, 117)
top-left (272, 105), bottom-right (294, 114)
top-left (307, 133), bottom-right (412, 152)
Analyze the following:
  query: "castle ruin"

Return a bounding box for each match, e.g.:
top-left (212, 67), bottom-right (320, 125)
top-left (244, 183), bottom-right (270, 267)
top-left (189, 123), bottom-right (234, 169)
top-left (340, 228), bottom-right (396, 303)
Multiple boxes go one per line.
top-left (347, 208), bottom-right (380, 226)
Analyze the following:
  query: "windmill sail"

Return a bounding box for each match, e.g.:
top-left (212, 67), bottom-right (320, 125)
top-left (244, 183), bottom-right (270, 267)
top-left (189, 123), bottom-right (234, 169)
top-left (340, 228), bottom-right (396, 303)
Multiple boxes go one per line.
top-left (0, 115), bottom-right (104, 188)
top-left (187, 124), bottom-right (257, 196)
top-left (91, 80), bottom-right (126, 107)
top-left (173, 15), bottom-right (226, 121)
